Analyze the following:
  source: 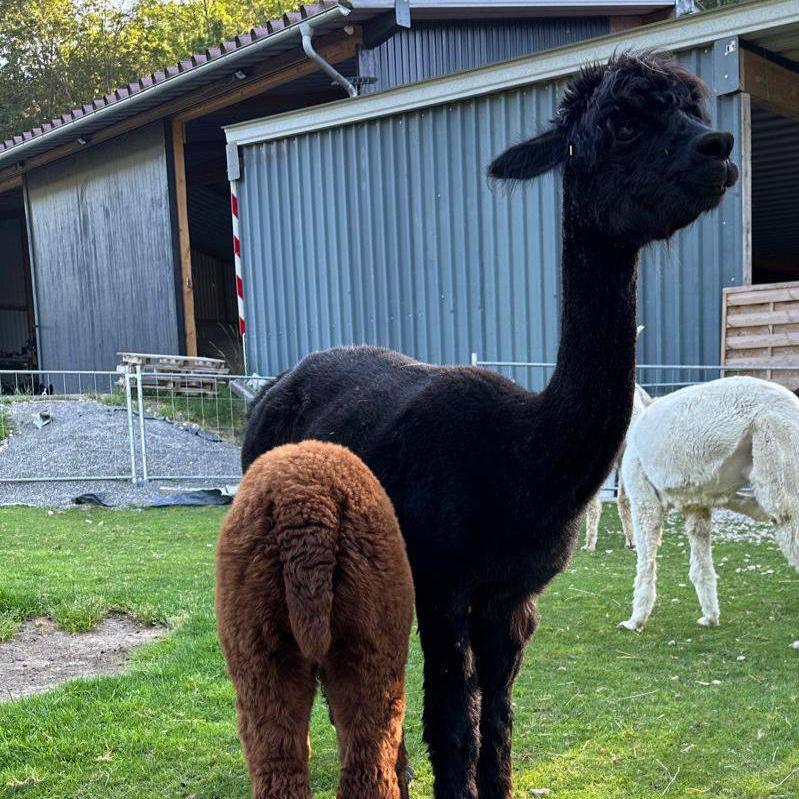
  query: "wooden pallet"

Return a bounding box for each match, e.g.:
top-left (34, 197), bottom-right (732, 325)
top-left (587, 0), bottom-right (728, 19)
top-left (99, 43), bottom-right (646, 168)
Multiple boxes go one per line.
top-left (116, 352), bottom-right (229, 396)
top-left (117, 352), bottom-right (229, 374)
top-left (721, 281), bottom-right (799, 389)
top-left (115, 377), bottom-right (220, 397)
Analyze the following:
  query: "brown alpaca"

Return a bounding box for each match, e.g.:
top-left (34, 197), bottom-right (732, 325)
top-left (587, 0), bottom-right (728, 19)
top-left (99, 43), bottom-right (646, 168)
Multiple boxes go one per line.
top-left (216, 440), bottom-right (415, 799)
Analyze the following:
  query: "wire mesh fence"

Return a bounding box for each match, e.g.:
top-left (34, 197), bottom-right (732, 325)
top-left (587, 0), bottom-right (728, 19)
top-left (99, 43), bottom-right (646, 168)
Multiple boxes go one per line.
top-left (3, 357), bottom-right (798, 491)
top-left (0, 370), bottom-right (134, 483)
top-left (470, 355), bottom-right (799, 502)
top-left (470, 355), bottom-right (799, 396)
top-left (0, 369), bottom-right (274, 487)
top-left (127, 370), bottom-right (274, 482)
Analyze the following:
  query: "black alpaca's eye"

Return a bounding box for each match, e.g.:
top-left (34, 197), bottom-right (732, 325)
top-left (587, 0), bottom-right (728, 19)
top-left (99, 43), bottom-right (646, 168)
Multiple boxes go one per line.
top-left (614, 119), bottom-right (639, 143)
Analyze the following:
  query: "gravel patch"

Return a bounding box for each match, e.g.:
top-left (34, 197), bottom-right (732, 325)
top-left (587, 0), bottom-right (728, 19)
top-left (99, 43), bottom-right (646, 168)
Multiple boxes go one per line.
top-left (710, 509), bottom-right (775, 543)
top-left (0, 614), bottom-right (165, 702)
top-left (0, 399), bottom-right (241, 507)
top-left (659, 508), bottom-right (775, 544)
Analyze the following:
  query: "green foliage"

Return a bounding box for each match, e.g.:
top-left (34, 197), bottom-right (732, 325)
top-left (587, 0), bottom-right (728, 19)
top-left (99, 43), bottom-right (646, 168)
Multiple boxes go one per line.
top-left (0, 0), bottom-right (294, 141)
top-left (0, 505), bottom-right (797, 797)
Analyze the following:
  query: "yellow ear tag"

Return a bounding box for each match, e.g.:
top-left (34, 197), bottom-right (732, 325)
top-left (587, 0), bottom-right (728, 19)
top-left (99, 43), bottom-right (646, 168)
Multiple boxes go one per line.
top-left (568, 144), bottom-right (574, 157)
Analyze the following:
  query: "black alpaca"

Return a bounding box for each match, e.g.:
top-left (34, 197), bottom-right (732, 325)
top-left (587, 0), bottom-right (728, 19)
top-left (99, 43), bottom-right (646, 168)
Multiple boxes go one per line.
top-left (242, 52), bottom-right (738, 799)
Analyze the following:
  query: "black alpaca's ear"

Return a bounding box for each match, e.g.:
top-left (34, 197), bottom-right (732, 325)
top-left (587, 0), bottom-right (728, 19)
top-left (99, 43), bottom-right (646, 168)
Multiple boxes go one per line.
top-left (488, 128), bottom-right (565, 181)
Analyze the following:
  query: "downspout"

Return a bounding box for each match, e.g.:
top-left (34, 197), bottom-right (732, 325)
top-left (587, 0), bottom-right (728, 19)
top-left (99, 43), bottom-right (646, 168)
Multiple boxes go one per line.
top-left (300, 22), bottom-right (358, 97)
top-left (229, 15), bottom-right (358, 376)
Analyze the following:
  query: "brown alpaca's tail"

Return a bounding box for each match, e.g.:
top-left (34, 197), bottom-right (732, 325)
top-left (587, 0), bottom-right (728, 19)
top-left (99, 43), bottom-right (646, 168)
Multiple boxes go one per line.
top-left (275, 494), bottom-right (339, 662)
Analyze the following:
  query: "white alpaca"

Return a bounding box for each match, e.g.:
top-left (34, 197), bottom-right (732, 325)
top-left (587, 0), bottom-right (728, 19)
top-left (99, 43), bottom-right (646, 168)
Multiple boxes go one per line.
top-left (583, 383), bottom-right (653, 552)
top-left (619, 376), bottom-right (799, 631)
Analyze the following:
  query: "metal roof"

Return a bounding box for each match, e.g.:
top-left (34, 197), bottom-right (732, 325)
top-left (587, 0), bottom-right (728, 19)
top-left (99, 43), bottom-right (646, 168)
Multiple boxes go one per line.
top-left (226, 0), bottom-right (799, 147)
top-left (348, 0), bottom-right (676, 16)
top-left (0, 0), bottom-right (675, 173)
top-left (0, 3), bottom-right (351, 169)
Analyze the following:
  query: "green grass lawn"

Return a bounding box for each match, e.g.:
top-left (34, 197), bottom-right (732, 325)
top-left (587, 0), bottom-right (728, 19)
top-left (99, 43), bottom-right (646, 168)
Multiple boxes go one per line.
top-left (0, 505), bottom-right (797, 798)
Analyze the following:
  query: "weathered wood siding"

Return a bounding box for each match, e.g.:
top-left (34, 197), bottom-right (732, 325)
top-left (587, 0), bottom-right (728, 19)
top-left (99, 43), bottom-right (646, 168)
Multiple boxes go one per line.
top-left (722, 281), bottom-right (799, 388)
top-left (25, 123), bottom-right (180, 371)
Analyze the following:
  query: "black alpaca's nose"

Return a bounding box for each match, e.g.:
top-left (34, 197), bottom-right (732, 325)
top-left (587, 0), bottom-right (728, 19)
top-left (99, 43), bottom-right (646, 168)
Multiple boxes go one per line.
top-left (695, 131), bottom-right (734, 159)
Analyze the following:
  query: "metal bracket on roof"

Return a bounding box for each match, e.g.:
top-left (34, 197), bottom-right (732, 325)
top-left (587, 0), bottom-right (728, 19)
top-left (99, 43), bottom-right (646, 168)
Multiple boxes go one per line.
top-left (226, 142), bottom-right (241, 182)
top-left (300, 22), bottom-right (358, 97)
top-left (395, 0), bottom-right (410, 29)
top-left (713, 36), bottom-right (740, 96)
top-left (362, 0), bottom-right (411, 49)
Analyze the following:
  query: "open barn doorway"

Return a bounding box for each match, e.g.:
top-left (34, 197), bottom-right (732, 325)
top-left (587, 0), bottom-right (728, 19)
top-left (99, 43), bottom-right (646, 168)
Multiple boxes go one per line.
top-left (750, 103), bottom-right (799, 285)
top-left (170, 41), bottom-right (357, 370)
top-left (0, 186), bottom-right (37, 373)
top-left (720, 47), bottom-right (799, 389)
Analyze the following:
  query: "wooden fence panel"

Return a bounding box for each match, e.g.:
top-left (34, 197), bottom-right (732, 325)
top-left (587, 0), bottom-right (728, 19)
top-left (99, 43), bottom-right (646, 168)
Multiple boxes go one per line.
top-left (722, 281), bottom-right (799, 389)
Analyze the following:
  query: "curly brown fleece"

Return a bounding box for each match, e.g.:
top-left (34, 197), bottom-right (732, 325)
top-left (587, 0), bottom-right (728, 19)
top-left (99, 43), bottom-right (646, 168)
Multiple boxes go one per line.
top-left (216, 440), bottom-right (415, 799)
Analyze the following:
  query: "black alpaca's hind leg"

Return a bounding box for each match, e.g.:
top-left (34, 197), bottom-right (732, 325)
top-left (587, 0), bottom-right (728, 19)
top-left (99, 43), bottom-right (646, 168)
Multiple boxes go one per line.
top-left (417, 593), bottom-right (480, 799)
top-left (469, 593), bottom-right (538, 799)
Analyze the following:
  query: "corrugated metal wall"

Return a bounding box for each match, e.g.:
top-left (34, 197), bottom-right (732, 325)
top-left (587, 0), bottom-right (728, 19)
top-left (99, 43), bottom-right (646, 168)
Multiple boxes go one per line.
top-left (238, 44), bottom-right (744, 387)
top-left (0, 218), bottom-right (29, 356)
top-left (359, 19), bottom-right (610, 94)
top-left (638, 47), bottom-right (743, 373)
top-left (26, 123), bottom-right (180, 371)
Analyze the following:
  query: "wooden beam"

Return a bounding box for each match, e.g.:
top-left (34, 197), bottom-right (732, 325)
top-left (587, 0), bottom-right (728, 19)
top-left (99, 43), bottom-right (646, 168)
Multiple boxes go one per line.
top-left (727, 308), bottom-right (799, 327)
top-left (727, 330), bottom-right (799, 350)
top-left (174, 37), bottom-right (360, 123)
top-left (171, 118), bottom-right (197, 357)
top-left (0, 32), bottom-right (359, 187)
top-left (20, 218), bottom-right (37, 349)
top-left (724, 280), bottom-right (799, 305)
top-left (740, 91), bottom-right (752, 286)
top-left (0, 174), bottom-right (22, 195)
top-left (741, 48), bottom-right (799, 121)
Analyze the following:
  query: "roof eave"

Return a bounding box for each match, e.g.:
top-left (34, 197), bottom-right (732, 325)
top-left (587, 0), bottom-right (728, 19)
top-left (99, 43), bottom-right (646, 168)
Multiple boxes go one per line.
top-left (0, 3), bottom-right (351, 172)
top-left (225, 0), bottom-right (799, 148)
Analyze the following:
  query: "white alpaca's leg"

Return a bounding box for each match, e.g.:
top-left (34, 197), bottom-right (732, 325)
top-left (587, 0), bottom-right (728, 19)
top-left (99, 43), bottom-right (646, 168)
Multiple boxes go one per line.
top-left (773, 521), bottom-right (799, 572)
top-left (617, 478), bottom-right (635, 549)
top-left (582, 495), bottom-right (602, 552)
top-left (618, 456), bottom-right (663, 631)
top-left (686, 509), bottom-right (720, 627)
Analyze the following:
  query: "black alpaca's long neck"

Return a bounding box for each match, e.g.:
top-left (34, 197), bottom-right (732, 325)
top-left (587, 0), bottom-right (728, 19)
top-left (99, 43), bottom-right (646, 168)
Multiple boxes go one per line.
top-left (533, 171), bottom-right (639, 521)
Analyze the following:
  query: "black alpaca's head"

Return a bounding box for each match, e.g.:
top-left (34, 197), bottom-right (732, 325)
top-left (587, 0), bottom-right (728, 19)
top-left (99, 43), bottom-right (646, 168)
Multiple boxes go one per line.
top-left (489, 51), bottom-right (739, 248)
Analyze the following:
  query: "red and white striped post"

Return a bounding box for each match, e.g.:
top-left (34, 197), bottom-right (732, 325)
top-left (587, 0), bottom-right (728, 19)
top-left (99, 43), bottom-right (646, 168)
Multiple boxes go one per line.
top-left (230, 181), bottom-right (247, 372)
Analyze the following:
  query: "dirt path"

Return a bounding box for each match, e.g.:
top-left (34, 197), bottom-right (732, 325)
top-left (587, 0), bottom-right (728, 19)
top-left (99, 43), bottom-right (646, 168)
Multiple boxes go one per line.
top-left (0, 614), bottom-right (165, 702)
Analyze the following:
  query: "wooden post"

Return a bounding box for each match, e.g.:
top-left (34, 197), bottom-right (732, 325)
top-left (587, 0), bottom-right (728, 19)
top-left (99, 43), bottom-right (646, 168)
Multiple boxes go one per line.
top-left (19, 214), bottom-right (37, 358)
top-left (171, 118), bottom-right (197, 357)
top-left (740, 91), bottom-right (752, 287)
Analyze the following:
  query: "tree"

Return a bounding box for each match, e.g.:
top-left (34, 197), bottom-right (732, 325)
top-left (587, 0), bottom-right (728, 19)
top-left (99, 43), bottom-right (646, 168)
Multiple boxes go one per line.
top-left (0, 0), bottom-right (293, 142)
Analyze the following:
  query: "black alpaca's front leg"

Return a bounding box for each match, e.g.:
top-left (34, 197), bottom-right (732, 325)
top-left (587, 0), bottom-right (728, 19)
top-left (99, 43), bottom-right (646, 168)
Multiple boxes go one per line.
top-left (470, 593), bottom-right (539, 799)
top-left (417, 592), bottom-right (480, 799)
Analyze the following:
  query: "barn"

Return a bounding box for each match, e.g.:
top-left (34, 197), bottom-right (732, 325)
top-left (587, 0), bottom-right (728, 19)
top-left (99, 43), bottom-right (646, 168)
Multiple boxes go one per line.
top-left (224, 0), bottom-right (799, 390)
top-left (0, 0), bottom-right (678, 373)
top-left (0, 0), bottom-right (797, 388)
